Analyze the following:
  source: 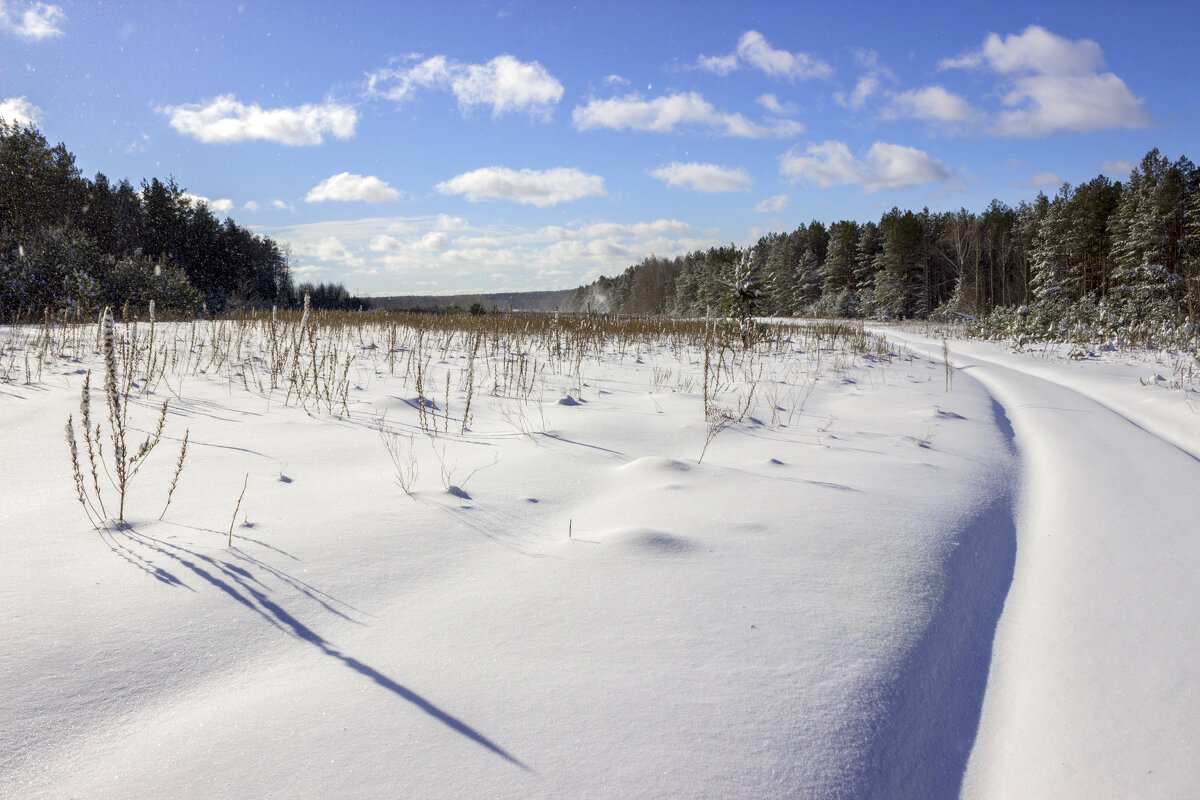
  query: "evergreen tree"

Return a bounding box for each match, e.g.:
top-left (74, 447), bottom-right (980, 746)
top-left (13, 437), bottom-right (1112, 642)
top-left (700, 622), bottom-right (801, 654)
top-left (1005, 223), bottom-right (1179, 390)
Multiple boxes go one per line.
top-left (764, 231), bottom-right (802, 315)
top-left (1185, 179), bottom-right (1200, 320)
top-left (873, 209), bottom-right (924, 318)
top-left (940, 209), bottom-right (981, 318)
top-left (0, 123), bottom-right (293, 314)
top-left (978, 200), bottom-right (1018, 311)
top-left (1109, 150), bottom-right (1196, 319)
top-left (853, 221), bottom-right (883, 315)
top-left (792, 221), bottom-right (828, 312)
top-left (0, 120), bottom-right (84, 240)
top-left (820, 221), bottom-right (858, 296)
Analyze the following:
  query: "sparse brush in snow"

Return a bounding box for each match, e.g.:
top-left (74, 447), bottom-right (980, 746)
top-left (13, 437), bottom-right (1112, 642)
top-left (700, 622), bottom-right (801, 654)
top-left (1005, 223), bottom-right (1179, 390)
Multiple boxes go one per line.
top-left (299, 291), bottom-right (311, 336)
top-left (65, 415), bottom-right (99, 528)
top-left (229, 473), bottom-right (249, 546)
top-left (159, 429), bottom-right (190, 520)
top-left (376, 411), bottom-right (419, 497)
top-left (431, 440), bottom-right (498, 498)
top-left (65, 307), bottom-right (176, 526)
top-left (943, 338), bottom-right (954, 392)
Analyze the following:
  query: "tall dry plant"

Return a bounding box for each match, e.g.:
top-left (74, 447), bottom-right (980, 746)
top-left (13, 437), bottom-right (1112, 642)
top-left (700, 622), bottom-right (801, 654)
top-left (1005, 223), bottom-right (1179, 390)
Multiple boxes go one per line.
top-left (64, 307), bottom-right (187, 526)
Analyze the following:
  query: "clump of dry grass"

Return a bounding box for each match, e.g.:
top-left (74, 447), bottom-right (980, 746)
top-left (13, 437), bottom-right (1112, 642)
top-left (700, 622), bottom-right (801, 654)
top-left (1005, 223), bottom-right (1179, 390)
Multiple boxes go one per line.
top-left (64, 307), bottom-right (188, 527)
top-left (376, 411), bottom-right (419, 497)
top-left (14, 301), bottom-right (916, 528)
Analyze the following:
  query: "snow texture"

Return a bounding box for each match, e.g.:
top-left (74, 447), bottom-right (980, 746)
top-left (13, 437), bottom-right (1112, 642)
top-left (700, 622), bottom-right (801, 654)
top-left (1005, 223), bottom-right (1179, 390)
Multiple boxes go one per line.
top-left (2, 320), bottom-right (1197, 798)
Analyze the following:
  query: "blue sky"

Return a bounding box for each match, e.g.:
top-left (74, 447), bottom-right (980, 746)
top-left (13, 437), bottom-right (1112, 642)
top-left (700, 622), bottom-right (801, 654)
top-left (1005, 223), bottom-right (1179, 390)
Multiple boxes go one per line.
top-left (2, 0), bottom-right (1196, 296)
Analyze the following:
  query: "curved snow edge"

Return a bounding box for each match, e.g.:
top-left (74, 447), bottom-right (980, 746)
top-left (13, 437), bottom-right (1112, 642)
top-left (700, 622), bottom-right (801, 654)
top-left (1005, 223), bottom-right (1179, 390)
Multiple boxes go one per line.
top-left (858, 397), bottom-right (1020, 799)
top-left (879, 328), bottom-right (1200, 463)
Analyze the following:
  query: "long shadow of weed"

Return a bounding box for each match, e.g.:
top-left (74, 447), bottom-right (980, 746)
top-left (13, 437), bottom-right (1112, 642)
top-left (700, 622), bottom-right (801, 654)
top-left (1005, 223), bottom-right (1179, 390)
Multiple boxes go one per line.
top-left (109, 524), bottom-right (528, 770)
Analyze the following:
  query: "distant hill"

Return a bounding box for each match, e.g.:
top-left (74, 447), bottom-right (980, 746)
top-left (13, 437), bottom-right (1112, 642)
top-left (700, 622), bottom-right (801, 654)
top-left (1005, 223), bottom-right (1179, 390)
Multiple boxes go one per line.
top-left (369, 289), bottom-right (571, 312)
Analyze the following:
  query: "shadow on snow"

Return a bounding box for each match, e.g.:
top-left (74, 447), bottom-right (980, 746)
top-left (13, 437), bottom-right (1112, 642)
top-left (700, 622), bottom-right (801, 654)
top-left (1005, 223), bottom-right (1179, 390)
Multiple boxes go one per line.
top-left (99, 524), bottom-right (529, 771)
top-left (854, 394), bottom-right (1019, 798)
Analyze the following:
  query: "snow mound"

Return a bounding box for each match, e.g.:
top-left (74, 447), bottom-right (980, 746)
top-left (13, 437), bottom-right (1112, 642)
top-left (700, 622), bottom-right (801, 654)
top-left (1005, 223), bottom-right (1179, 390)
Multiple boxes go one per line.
top-left (617, 456), bottom-right (692, 474)
top-left (601, 527), bottom-right (699, 556)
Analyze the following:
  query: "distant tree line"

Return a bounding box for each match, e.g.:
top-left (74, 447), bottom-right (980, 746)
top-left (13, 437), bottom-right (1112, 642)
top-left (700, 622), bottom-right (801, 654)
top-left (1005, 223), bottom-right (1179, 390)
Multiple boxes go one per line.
top-left (564, 149), bottom-right (1199, 336)
top-left (295, 281), bottom-right (371, 311)
top-left (0, 120), bottom-right (358, 318)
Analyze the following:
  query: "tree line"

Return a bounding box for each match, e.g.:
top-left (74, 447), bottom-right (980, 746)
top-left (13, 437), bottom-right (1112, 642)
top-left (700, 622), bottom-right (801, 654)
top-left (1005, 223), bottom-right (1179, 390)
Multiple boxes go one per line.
top-left (563, 149), bottom-right (1199, 338)
top-left (0, 120), bottom-right (361, 318)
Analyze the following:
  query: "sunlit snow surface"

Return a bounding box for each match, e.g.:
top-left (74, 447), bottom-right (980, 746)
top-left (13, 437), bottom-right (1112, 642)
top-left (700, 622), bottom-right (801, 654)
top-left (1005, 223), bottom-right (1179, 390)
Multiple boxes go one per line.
top-left (2, 319), bottom-right (1197, 798)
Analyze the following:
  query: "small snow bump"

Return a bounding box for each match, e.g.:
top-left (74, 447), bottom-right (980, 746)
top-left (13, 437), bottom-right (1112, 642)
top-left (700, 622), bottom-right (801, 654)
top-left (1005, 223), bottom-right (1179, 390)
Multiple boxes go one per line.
top-left (619, 456), bottom-right (691, 473)
top-left (602, 527), bottom-right (699, 556)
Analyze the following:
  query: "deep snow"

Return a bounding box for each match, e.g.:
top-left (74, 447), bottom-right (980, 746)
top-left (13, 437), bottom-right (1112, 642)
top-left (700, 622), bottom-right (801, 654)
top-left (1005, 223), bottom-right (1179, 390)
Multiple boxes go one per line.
top-left (886, 331), bottom-right (1200, 798)
top-left (2, 318), bottom-right (1197, 798)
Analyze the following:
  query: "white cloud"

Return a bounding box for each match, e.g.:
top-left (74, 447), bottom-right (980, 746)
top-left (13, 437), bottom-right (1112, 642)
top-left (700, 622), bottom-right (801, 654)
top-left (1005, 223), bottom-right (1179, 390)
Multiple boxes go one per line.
top-left (305, 172), bottom-right (400, 203)
top-left (780, 140), bottom-right (953, 193)
top-left (454, 56), bottom-right (563, 116)
top-left (1028, 171), bottom-right (1062, 187)
top-left (836, 75), bottom-right (879, 110)
top-left (603, 74), bottom-right (629, 86)
top-left (1100, 159), bottom-right (1134, 176)
top-left (650, 162), bottom-right (752, 192)
top-left (367, 54), bottom-right (562, 117)
top-left (737, 30), bottom-right (833, 80)
top-left (416, 231), bottom-right (449, 251)
top-left (753, 194), bottom-right (788, 213)
top-left (366, 54), bottom-right (447, 101)
top-left (159, 94), bottom-right (357, 145)
top-left (180, 192), bottom-right (234, 214)
top-left (435, 214), bottom-right (468, 231)
top-left (993, 73), bottom-right (1152, 137)
top-left (883, 86), bottom-right (979, 123)
top-left (0, 95), bottom-right (42, 126)
top-left (265, 214), bottom-right (717, 293)
top-left (942, 25), bottom-right (1104, 74)
top-left (699, 30), bottom-right (832, 81)
top-left (697, 54), bottom-right (739, 76)
top-left (293, 236), bottom-right (362, 265)
top-left (756, 93), bottom-right (797, 115)
top-left (271, 199), bottom-right (292, 211)
top-left (834, 49), bottom-right (893, 110)
top-left (243, 200), bottom-right (261, 212)
top-left (435, 166), bottom-right (605, 207)
top-left (572, 91), bottom-right (803, 138)
top-left (1, 1), bottom-right (65, 39)
top-left (373, 231), bottom-right (449, 253)
top-left (368, 234), bottom-right (402, 253)
top-left (941, 25), bottom-right (1152, 137)
top-left (582, 219), bottom-right (693, 238)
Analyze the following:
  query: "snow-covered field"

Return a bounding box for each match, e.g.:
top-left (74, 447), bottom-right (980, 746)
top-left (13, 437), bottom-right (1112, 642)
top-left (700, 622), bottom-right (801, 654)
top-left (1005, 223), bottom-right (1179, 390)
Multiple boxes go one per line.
top-left (2, 313), bottom-right (1197, 798)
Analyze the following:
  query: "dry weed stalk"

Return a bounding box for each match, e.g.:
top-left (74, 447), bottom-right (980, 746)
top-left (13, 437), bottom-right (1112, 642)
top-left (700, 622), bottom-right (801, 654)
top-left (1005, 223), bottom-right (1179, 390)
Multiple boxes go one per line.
top-left (942, 338), bottom-right (954, 391)
top-left (229, 473), bottom-right (249, 546)
top-left (376, 411), bottom-right (419, 496)
top-left (431, 440), bottom-right (499, 497)
top-left (65, 308), bottom-right (176, 525)
top-left (159, 430), bottom-right (190, 520)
